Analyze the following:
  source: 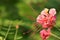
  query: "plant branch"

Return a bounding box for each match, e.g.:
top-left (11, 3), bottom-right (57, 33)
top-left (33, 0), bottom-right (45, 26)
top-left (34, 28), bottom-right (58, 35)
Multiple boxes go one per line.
top-left (4, 24), bottom-right (11, 40)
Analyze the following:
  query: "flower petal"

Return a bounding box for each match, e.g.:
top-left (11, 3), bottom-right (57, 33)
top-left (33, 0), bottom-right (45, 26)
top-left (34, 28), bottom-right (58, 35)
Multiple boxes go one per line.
top-left (49, 8), bottom-right (56, 16)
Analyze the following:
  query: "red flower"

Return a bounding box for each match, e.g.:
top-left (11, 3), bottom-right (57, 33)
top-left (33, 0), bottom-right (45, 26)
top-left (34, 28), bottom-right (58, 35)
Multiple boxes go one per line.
top-left (37, 8), bottom-right (56, 28)
top-left (40, 28), bottom-right (51, 40)
top-left (36, 8), bottom-right (56, 40)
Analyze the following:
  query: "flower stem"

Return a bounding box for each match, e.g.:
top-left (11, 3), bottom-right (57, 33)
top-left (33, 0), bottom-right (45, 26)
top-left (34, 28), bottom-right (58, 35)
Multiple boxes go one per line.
top-left (14, 28), bottom-right (18, 40)
top-left (51, 33), bottom-right (60, 39)
top-left (4, 24), bottom-right (11, 40)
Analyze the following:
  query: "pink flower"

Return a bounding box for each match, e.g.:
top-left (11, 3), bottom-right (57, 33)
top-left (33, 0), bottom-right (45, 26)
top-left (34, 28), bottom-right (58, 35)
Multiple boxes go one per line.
top-left (49, 8), bottom-right (56, 16)
top-left (36, 8), bottom-right (56, 28)
top-left (37, 8), bottom-right (57, 40)
top-left (40, 29), bottom-right (51, 40)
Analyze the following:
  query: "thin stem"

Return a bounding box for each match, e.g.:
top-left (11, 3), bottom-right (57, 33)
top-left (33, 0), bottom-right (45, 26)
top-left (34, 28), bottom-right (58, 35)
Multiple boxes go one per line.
top-left (14, 29), bottom-right (18, 40)
top-left (51, 33), bottom-right (60, 39)
top-left (23, 0), bottom-right (38, 20)
top-left (27, 4), bottom-right (38, 15)
top-left (4, 24), bottom-right (11, 40)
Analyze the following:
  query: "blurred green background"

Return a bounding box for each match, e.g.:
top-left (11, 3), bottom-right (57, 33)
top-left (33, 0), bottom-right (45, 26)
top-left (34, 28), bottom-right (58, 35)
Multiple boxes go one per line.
top-left (0, 0), bottom-right (60, 40)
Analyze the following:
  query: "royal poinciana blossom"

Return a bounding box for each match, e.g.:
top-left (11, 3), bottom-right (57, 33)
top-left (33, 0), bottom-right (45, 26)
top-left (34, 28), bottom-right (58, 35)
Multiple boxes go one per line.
top-left (37, 8), bottom-right (56, 28)
top-left (36, 8), bottom-right (56, 40)
top-left (40, 28), bottom-right (51, 40)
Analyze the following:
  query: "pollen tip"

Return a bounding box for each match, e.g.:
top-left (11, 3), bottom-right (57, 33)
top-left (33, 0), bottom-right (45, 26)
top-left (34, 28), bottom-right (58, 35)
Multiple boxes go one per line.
top-left (44, 8), bottom-right (49, 14)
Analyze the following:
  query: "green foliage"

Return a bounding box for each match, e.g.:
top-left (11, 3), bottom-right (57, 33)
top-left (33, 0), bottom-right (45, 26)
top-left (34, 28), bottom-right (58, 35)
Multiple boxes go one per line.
top-left (0, 0), bottom-right (60, 40)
